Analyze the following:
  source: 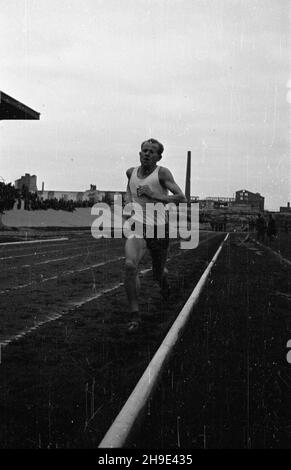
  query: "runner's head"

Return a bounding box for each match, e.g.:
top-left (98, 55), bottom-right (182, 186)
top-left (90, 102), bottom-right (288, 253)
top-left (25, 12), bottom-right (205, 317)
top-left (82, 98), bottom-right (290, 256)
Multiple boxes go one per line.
top-left (140, 139), bottom-right (164, 166)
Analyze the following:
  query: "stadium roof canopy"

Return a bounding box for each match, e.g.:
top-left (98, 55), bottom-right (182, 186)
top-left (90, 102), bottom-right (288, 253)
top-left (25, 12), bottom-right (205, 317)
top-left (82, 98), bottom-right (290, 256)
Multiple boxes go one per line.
top-left (0, 91), bottom-right (40, 120)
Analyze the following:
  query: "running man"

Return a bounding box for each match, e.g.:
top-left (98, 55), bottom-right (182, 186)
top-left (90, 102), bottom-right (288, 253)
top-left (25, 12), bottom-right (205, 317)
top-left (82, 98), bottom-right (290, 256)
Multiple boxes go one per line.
top-left (124, 138), bottom-right (186, 332)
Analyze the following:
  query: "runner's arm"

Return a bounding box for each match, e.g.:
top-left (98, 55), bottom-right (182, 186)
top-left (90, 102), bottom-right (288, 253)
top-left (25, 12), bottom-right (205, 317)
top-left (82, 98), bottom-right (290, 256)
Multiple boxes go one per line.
top-left (124, 167), bottom-right (134, 204)
top-left (122, 168), bottom-right (134, 223)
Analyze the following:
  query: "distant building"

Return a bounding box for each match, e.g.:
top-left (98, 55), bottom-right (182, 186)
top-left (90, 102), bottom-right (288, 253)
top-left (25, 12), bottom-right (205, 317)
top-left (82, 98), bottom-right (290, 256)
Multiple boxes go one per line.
top-left (15, 173), bottom-right (37, 192)
top-left (38, 190), bottom-right (84, 202)
top-left (82, 186), bottom-right (126, 204)
top-left (83, 185), bottom-right (102, 203)
top-left (280, 202), bottom-right (291, 213)
top-left (190, 196), bottom-right (199, 202)
top-left (37, 184), bottom-right (126, 205)
top-left (234, 189), bottom-right (264, 211)
top-left (97, 190), bottom-right (126, 204)
top-left (206, 196), bottom-right (235, 208)
top-left (206, 196), bottom-right (235, 203)
top-left (199, 199), bottom-right (215, 210)
top-left (197, 191), bottom-right (264, 212)
top-left (198, 196), bottom-right (234, 210)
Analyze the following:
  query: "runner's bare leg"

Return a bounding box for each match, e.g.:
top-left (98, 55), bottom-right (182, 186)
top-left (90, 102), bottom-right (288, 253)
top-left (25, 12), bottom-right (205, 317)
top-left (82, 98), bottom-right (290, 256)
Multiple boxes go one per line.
top-left (151, 247), bottom-right (170, 296)
top-left (124, 237), bottom-right (147, 313)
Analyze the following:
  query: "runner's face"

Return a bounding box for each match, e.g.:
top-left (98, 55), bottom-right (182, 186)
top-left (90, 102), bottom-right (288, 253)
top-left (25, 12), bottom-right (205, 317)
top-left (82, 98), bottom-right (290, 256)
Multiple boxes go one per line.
top-left (139, 142), bottom-right (160, 168)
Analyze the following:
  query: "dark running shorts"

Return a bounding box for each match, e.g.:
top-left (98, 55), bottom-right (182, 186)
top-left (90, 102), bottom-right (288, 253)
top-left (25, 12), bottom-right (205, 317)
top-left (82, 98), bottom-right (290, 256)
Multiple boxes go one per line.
top-left (124, 223), bottom-right (170, 251)
top-left (145, 228), bottom-right (169, 281)
top-left (144, 224), bottom-right (169, 280)
top-left (125, 223), bottom-right (169, 279)
top-left (145, 236), bottom-right (169, 251)
top-left (143, 223), bottom-right (170, 251)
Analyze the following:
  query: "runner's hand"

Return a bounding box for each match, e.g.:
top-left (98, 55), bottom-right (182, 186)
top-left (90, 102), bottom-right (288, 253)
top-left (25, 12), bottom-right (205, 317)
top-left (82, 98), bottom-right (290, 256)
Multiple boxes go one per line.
top-left (137, 185), bottom-right (154, 198)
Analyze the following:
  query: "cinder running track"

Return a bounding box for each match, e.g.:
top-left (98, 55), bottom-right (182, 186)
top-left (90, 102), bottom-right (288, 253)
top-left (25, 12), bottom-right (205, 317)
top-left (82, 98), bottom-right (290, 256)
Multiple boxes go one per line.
top-left (0, 231), bottom-right (290, 448)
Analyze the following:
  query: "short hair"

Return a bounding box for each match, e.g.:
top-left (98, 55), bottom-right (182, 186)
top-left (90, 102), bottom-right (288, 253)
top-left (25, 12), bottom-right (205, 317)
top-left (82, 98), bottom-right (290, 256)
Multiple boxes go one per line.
top-left (141, 138), bottom-right (164, 156)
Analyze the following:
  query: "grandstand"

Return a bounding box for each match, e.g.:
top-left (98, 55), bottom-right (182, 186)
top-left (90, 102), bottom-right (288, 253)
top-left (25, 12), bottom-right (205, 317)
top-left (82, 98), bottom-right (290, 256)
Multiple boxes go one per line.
top-left (0, 91), bottom-right (40, 120)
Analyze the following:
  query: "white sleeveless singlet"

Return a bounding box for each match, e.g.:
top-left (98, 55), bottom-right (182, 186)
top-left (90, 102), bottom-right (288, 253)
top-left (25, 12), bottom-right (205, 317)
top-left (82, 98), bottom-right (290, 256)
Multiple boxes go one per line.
top-left (128, 166), bottom-right (168, 226)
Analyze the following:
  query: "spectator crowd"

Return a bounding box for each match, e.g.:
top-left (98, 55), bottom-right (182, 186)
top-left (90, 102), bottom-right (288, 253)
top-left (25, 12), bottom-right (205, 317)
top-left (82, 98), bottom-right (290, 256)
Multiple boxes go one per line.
top-left (0, 182), bottom-right (94, 213)
top-left (0, 182), bottom-right (18, 212)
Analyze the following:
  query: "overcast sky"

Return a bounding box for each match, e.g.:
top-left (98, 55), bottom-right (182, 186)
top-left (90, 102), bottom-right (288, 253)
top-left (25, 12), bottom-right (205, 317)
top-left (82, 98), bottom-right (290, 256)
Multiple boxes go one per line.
top-left (0, 0), bottom-right (290, 210)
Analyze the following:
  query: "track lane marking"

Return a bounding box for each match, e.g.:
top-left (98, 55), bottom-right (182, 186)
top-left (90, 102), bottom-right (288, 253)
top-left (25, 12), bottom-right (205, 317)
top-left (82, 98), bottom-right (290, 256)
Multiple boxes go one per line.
top-left (0, 233), bottom-right (219, 293)
top-left (0, 238), bottom-right (115, 259)
top-left (0, 230), bottom-right (211, 259)
top-left (0, 233), bottom-right (222, 349)
top-left (254, 239), bottom-right (291, 266)
top-left (0, 267), bottom-right (153, 348)
top-left (0, 237), bottom-right (69, 246)
top-left (0, 256), bottom-right (125, 294)
top-left (1, 248), bottom-right (124, 271)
